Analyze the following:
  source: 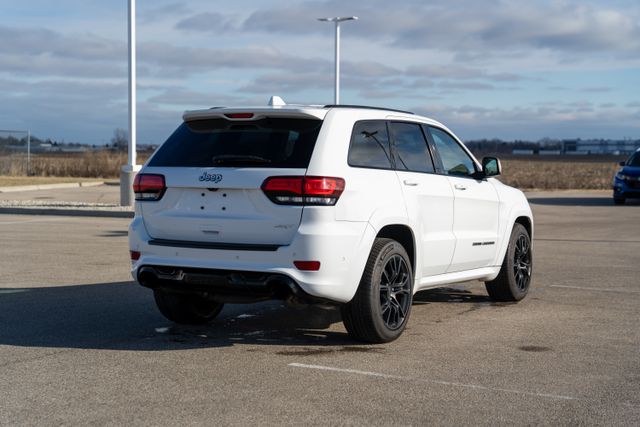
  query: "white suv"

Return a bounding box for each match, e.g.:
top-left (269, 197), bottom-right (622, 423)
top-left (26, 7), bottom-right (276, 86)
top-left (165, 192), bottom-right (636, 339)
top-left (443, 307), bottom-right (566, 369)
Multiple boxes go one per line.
top-left (129, 99), bottom-right (533, 343)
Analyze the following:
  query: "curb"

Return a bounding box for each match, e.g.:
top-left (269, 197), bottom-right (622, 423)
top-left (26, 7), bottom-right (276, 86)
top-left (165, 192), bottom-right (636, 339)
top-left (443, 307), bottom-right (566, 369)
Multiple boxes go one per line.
top-left (0, 207), bottom-right (133, 218)
top-left (0, 181), bottom-right (105, 193)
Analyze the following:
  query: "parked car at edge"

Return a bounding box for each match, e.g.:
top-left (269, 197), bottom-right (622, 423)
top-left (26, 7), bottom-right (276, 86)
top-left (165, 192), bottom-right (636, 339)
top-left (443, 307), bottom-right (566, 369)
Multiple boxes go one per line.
top-left (613, 149), bottom-right (640, 204)
top-left (128, 98), bottom-right (534, 343)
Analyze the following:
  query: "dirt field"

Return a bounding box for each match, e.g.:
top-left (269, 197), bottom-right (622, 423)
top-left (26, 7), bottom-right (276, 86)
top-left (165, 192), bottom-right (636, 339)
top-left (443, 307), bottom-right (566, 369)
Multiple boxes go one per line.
top-left (498, 158), bottom-right (619, 190)
top-left (0, 152), bottom-right (152, 179)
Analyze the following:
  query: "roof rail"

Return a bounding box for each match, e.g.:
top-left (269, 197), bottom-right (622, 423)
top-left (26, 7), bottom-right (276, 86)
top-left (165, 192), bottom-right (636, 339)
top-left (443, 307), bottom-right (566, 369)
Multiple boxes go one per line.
top-left (324, 104), bottom-right (414, 115)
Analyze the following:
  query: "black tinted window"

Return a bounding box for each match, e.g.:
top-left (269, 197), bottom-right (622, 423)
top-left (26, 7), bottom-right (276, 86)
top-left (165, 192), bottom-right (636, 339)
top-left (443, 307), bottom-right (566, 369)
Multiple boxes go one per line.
top-left (348, 121), bottom-right (392, 169)
top-left (149, 118), bottom-right (321, 168)
top-left (429, 127), bottom-right (477, 177)
top-left (390, 122), bottom-right (434, 173)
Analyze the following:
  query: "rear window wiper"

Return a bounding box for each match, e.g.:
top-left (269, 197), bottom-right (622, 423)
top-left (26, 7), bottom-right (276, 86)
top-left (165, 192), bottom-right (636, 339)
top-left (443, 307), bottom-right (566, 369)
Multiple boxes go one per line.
top-left (212, 155), bottom-right (272, 165)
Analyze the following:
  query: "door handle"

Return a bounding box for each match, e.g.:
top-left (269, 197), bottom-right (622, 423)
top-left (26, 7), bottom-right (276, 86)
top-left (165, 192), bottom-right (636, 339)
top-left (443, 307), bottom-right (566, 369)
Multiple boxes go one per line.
top-left (454, 184), bottom-right (467, 191)
top-left (403, 180), bottom-right (418, 186)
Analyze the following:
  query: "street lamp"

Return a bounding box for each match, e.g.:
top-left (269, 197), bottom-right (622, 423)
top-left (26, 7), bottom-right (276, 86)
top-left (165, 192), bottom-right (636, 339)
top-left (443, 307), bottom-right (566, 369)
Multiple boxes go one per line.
top-left (317, 16), bottom-right (358, 105)
top-left (121, 0), bottom-right (140, 206)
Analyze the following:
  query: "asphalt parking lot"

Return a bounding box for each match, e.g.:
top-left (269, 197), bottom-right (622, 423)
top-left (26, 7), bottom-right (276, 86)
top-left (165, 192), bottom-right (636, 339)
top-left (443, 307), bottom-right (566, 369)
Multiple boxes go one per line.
top-left (1, 190), bottom-right (638, 425)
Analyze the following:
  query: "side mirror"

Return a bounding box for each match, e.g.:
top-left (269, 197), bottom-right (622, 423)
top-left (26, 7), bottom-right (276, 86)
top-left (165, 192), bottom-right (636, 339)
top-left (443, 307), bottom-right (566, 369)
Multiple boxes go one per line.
top-left (482, 157), bottom-right (501, 177)
top-left (619, 161), bottom-right (626, 166)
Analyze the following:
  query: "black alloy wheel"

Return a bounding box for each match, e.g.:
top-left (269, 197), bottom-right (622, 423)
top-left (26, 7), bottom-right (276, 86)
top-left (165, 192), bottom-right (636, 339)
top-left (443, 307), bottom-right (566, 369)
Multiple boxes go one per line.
top-left (513, 234), bottom-right (532, 292)
top-left (379, 254), bottom-right (412, 330)
top-left (342, 238), bottom-right (414, 343)
top-left (485, 223), bottom-right (532, 302)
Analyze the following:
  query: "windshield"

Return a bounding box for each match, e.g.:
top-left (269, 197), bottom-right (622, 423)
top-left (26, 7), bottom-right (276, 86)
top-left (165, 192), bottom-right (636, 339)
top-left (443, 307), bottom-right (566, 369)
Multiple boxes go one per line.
top-left (149, 118), bottom-right (322, 168)
top-left (626, 152), bottom-right (640, 167)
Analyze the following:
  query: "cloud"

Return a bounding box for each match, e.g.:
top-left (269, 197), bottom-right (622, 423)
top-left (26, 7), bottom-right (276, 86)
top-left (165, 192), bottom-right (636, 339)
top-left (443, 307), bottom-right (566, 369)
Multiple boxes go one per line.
top-left (582, 86), bottom-right (612, 93)
top-left (140, 3), bottom-right (191, 24)
top-left (241, 0), bottom-right (640, 55)
top-left (242, 2), bottom-right (341, 34)
top-left (175, 12), bottom-right (237, 33)
top-left (438, 82), bottom-right (495, 91)
top-left (405, 64), bottom-right (525, 82)
top-left (147, 88), bottom-right (256, 107)
top-left (0, 25), bottom-right (126, 79)
top-left (0, 54), bottom-right (125, 79)
top-left (412, 102), bottom-right (640, 140)
top-left (0, 78), bottom-right (127, 143)
top-left (0, 25), bottom-right (123, 61)
top-left (238, 72), bottom-right (331, 94)
top-left (342, 61), bottom-right (400, 78)
top-left (1, 1), bottom-right (637, 144)
top-left (138, 42), bottom-right (329, 76)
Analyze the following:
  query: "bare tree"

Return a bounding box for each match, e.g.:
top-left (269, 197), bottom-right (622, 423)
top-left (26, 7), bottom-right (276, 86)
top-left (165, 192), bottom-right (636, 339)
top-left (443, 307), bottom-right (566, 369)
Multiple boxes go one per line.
top-left (111, 128), bottom-right (128, 152)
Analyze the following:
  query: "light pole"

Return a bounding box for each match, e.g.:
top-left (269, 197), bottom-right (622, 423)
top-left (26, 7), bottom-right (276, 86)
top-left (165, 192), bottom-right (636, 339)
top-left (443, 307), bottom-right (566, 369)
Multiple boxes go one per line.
top-left (318, 16), bottom-right (358, 105)
top-left (120, 0), bottom-right (140, 206)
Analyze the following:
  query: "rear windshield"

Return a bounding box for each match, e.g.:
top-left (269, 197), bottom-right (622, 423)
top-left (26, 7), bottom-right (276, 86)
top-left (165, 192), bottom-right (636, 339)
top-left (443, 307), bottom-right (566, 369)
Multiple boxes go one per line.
top-left (149, 118), bottom-right (322, 168)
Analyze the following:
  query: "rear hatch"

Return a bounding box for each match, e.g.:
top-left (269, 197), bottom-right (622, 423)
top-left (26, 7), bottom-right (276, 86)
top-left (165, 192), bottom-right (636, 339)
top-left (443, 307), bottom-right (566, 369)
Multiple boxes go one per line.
top-left (140, 111), bottom-right (324, 246)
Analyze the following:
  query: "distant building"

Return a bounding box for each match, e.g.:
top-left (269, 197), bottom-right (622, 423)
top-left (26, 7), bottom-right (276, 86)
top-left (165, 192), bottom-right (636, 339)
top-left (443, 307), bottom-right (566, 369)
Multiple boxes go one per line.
top-left (562, 139), bottom-right (640, 155)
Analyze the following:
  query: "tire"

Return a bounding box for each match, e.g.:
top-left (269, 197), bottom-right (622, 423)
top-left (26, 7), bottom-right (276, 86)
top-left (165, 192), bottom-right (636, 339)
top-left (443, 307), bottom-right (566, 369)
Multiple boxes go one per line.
top-left (485, 223), bottom-right (532, 302)
top-left (613, 197), bottom-right (625, 205)
top-left (341, 238), bottom-right (413, 343)
top-left (153, 289), bottom-right (224, 324)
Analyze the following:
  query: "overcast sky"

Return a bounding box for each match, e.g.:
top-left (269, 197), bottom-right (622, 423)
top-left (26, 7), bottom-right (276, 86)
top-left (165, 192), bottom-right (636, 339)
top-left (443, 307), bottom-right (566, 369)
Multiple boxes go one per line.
top-left (1, 0), bottom-right (639, 144)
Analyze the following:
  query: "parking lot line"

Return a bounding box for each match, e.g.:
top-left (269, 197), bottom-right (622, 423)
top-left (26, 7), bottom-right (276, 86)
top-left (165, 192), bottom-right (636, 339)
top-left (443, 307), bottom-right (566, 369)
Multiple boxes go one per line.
top-left (550, 285), bottom-right (640, 294)
top-left (288, 363), bottom-right (577, 401)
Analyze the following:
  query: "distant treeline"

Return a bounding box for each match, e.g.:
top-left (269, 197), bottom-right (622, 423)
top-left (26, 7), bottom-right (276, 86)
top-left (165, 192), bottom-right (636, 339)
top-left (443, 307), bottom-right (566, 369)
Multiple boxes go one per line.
top-left (1, 134), bottom-right (637, 156)
top-left (0, 134), bottom-right (157, 153)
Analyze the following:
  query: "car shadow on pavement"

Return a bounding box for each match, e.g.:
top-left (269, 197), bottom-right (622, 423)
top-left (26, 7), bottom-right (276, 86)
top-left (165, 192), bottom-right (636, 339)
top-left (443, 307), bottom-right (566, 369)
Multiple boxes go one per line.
top-left (0, 282), bottom-right (497, 351)
top-left (528, 197), bottom-right (640, 206)
top-left (414, 287), bottom-right (493, 304)
top-left (0, 282), bottom-right (355, 351)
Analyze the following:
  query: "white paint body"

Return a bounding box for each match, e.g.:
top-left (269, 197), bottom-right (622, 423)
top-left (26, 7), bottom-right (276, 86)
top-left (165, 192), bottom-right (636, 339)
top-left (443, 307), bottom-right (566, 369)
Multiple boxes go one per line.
top-left (129, 105), bottom-right (533, 303)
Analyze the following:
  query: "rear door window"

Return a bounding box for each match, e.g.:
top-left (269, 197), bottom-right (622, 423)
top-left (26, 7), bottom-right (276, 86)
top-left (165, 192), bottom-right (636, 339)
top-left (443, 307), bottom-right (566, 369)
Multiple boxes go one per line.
top-left (148, 118), bottom-right (322, 168)
top-left (348, 121), bottom-right (393, 169)
top-left (389, 122), bottom-right (435, 173)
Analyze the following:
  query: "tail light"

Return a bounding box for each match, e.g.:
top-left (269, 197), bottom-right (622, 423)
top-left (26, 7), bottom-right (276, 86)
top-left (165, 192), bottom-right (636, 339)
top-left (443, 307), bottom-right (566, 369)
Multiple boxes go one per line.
top-left (133, 174), bottom-right (166, 201)
top-left (261, 176), bottom-right (345, 206)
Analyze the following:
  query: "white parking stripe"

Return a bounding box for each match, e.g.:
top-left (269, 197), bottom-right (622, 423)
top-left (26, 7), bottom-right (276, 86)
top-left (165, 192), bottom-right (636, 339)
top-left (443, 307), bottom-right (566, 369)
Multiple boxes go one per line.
top-left (289, 363), bottom-right (577, 401)
top-left (550, 285), bottom-right (640, 294)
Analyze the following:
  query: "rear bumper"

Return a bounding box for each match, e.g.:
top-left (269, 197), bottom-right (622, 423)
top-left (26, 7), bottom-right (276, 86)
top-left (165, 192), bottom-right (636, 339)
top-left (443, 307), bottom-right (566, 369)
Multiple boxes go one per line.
top-left (128, 214), bottom-right (375, 303)
top-left (136, 265), bottom-right (326, 304)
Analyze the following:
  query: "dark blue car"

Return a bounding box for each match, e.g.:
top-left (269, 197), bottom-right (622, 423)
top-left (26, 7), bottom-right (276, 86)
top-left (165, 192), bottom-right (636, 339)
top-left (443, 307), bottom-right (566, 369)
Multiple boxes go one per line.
top-left (613, 149), bottom-right (640, 204)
